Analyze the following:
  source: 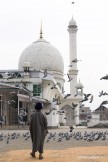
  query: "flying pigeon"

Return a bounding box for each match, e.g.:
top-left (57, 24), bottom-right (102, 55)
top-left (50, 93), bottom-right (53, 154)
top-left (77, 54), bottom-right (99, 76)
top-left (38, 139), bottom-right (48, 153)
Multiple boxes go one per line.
top-left (71, 58), bottom-right (81, 63)
top-left (64, 93), bottom-right (71, 99)
top-left (89, 95), bottom-right (93, 103)
top-left (99, 90), bottom-right (108, 97)
top-left (79, 93), bottom-right (91, 103)
top-left (100, 74), bottom-right (108, 80)
top-left (68, 64), bottom-right (73, 67)
top-left (61, 87), bottom-right (65, 94)
top-left (84, 93), bottom-right (91, 98)
top-left (67, 73), bottom-right (73, 82)
top-left (73, 115), bottom-right (79, 118)
top-left (74, 94), bottom-right (78, 97)
top-left (100, 100), bottom-right (108, 106)
top-left (72, 103), bottom-right (78, 109)
top-left (56, 96), bottom-right (61, 105)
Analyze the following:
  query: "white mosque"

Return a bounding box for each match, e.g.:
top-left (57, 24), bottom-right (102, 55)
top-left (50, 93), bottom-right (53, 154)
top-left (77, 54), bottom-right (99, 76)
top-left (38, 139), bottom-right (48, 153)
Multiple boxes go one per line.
top-left (0, 15), bottom-right (84, 128)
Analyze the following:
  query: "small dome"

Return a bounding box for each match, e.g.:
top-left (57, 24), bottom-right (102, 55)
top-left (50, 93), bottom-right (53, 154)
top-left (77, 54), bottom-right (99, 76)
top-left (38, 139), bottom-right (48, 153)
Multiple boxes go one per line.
top-left (69, 17), bottom-right (77, 26)
top-left (18, 38), bottom-right (64, 73)
top-left (23, 62), bottom-right (31, 68)
top-left (76, 80), bottom-right (84, 89)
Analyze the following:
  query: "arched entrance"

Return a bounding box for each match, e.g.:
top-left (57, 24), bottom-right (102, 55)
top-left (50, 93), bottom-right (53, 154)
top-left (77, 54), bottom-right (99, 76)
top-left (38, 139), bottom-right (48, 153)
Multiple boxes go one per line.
top-left (61, 105), bottom-right (74, 126)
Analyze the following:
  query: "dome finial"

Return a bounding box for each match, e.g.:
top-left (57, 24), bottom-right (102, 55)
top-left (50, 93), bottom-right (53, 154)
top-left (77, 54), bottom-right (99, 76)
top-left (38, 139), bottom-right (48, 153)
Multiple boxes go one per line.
top-left (40, 20), bottom-right (43, 39)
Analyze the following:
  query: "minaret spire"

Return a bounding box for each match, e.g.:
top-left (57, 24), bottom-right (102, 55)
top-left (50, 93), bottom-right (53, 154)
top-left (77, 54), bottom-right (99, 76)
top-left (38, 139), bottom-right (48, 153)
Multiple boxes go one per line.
top-left (71, 1), bottom-right (75, 18)
top-left (40, 20), bottom-right (43, 39)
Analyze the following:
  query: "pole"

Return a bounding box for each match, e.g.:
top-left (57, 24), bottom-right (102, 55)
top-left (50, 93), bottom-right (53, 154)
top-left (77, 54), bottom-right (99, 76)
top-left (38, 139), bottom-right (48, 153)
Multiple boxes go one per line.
top-left (18, 90), bottom-right (19, 115)
top-left (0, 94), bottom-right (2, 116)
top-left (1, 99), bottom-right (2, 116)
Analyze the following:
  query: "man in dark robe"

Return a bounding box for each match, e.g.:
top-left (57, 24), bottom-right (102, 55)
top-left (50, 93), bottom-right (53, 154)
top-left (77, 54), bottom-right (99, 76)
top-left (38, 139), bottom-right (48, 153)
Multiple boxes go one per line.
top-left (29, 102), bottom-right (48, 159)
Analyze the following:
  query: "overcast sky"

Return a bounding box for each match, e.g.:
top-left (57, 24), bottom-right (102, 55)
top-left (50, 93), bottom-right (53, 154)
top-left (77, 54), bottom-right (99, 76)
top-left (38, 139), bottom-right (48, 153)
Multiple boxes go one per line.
top-left (0, 0), bottom-right (108, 111)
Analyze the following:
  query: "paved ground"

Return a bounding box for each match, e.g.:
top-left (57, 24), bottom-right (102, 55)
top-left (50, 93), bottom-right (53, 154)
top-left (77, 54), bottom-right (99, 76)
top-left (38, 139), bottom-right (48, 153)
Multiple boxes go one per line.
top-left (0, 125), bottom-right (108, 153)
top-left (0, 125), bottom-right (108, 162)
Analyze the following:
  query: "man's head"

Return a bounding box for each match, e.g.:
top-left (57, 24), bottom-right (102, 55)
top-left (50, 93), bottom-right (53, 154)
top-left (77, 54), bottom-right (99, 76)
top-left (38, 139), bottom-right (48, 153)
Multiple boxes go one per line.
top-left (35, 102), bottom-right (43, 110)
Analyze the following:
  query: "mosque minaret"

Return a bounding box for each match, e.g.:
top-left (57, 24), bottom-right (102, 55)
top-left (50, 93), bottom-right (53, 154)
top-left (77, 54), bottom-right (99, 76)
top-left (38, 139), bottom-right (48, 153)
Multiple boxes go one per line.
top-left (67, 17), bottom-right (78, 96)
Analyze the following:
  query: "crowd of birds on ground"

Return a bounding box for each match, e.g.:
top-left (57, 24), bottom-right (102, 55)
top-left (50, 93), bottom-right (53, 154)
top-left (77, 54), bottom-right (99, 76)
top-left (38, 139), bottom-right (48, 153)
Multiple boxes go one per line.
top-left (0, 131), bottom-right (30, 144)
top-left (0, 127), bottom-right (108, 146)
top-left (46, 129), bottom-right (108, 143)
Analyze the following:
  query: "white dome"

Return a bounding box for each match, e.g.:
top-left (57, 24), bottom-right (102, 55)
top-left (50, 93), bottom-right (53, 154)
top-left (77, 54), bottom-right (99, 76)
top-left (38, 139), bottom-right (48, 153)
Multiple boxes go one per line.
top-left (18, 38), bottom-right (64, 73)
top-left (69, 17), bottom-right (77, 26)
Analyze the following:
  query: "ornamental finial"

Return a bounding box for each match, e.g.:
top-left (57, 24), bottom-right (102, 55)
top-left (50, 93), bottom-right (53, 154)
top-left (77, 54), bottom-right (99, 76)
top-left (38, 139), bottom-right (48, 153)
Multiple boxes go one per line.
top-left (40, 20), bottom-right (43, 39)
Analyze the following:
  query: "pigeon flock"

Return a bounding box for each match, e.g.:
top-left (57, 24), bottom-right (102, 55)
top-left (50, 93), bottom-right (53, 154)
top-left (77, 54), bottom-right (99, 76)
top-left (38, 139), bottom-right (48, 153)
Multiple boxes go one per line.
top-left (32, 58), bottom-right (108, 119)
top-left (0, 131), bottom-right (31, 144)
top-left (0, 127), bottom-right (108, 147)
top-left (46, 129), bottom-right (108, 143)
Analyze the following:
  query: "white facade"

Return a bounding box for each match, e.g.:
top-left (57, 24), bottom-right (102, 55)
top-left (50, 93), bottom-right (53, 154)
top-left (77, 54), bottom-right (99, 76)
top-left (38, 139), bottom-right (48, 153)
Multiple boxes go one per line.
top-left (0, 15), bottom-right (84, 127)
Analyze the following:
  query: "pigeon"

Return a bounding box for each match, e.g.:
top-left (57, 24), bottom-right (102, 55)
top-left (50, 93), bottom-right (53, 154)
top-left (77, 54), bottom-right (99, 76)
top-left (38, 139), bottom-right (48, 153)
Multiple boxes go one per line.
top-left (100, 100), bottom-right (108, 106)
top-left (99, 90), bottom-right (108, 97)
top-left (55, 96), bottom-right (61, 105)
top-left (67, 73), bottom-right (73, 82)
top-left (99, 90), bottom-right (104, 97)
top-left (71, 58), bottom-right (81, 63)
top-left (97, 104), bottom-right (107, 110)
top-left (22, 86), bottom-right (32, 94)
top-left (100, 74), bottom-right (108, 80)
top-left (61, 87), bottom-right (65, 94)
top-left (57, 110), bottom-right (66, 115)
top-left (64, 93), bottom-right (71, 99)
top-left (50, 83), bottom-right (57, 89)
top-left (74, 94), bottom-right (78, 97)
top-left (73, 115), bottom-right (79, 118)
top-left (45, 108), bottom-right (56, 115)
top-left (52, 94), bottom-right (57, 102)
top-left (0, 134), bottom-right (3, 141)
top-left (79, 93), bottom-right (91, 103)
top-left (81, 109), bottom-right (85, 112)
top-left (84, 93), bottom-right (91, 98)
top-left (43, 69), bottom-right (47, 78)
top-left (68, 64), bottom-right (73, 67)
top-left (58, 137), bottom-right (62, 142)
top-left (101, 134), bottom-right (106, 140)
top-left (79, 97), bottom-right (88, 103)
top-left (72, 103), bottom-right (78, 109)
top-left (79, 104), bottom-right (85, 108)
top-left (89, 95), bottom-right (93, 103)
top-left (15, 83), bottom-right (20, 87)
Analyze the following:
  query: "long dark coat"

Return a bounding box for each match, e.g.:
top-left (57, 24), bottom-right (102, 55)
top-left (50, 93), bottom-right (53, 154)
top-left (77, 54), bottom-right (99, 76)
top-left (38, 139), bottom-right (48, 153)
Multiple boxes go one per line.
top-left (29, 110), bottom-right (48, 153)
